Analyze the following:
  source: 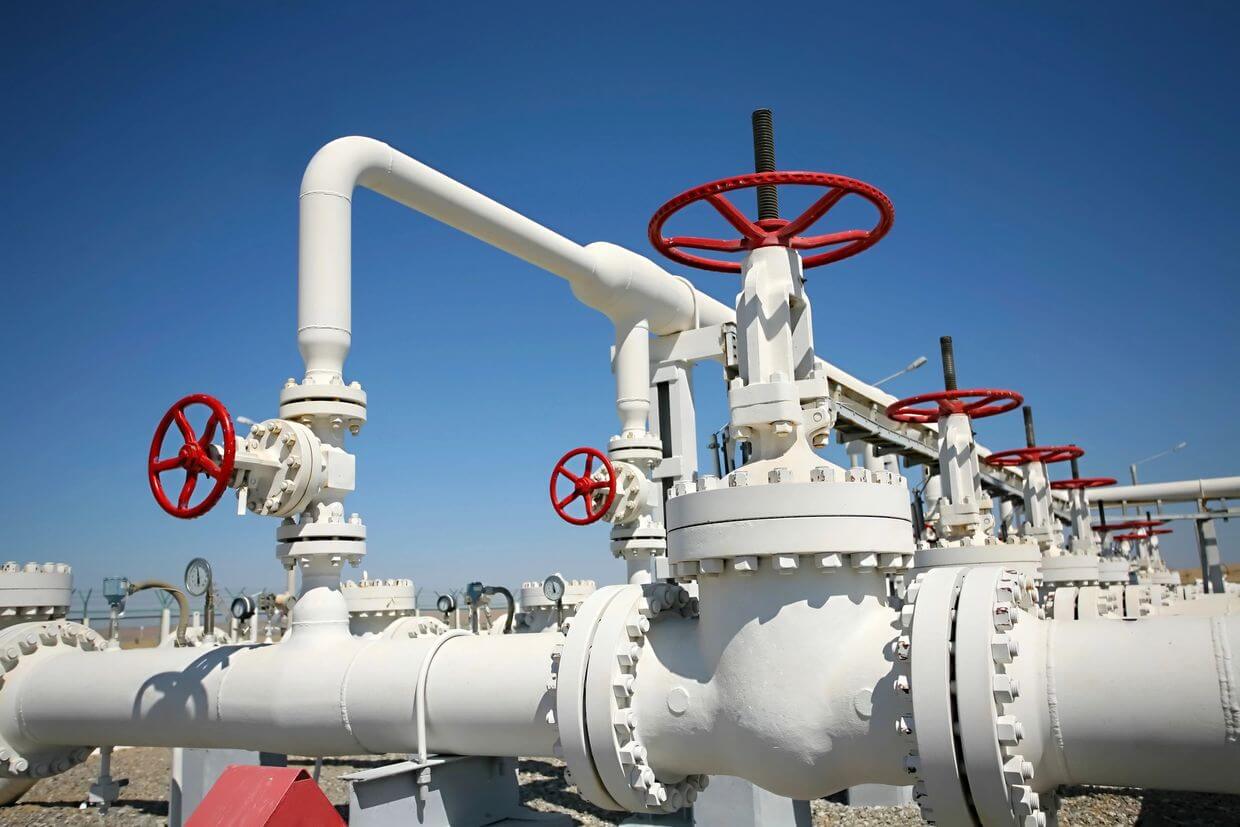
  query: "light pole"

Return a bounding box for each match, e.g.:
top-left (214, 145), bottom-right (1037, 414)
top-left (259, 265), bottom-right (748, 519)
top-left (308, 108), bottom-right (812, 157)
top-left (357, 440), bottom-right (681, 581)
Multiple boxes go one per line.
top-left (873, 355), bottom-right (928, 388)
top-left (1129, 441), bottom-right (1188, 485)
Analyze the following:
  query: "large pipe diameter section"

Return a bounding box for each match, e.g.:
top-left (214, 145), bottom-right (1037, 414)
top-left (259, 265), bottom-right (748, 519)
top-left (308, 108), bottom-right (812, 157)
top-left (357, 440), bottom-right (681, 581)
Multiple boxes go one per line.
top-left (298, 136), bottom-right (731, 381)
top-left (1045, 613), bottom-right (1240, 792)
top-left (6, 629), bottom-right (558, 760)
top-left (630, 567), bottom-right (910, 798)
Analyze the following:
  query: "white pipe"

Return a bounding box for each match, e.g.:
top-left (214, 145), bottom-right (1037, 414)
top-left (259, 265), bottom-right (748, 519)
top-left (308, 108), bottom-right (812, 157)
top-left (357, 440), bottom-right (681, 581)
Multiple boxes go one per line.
top-left (297, 137), bottom-right (730, 382)
top-left (1087, 476), bottom-right (1240, 505)
top-left (4, 625), bottom-right (559, 761)
top-left (614, 319), bottom-right (652, 438)
top-left (1044, 614), bottom-right (1240, 792)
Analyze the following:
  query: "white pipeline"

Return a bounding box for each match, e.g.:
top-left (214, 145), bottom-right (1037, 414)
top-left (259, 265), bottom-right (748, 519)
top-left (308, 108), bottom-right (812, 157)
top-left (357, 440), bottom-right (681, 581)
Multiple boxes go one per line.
top-left (2, 624), bottom-right (559, 761)
top-left (1087, 476), bottom-right (1240, 505)
top-left (1041, 613), bottom-right (1240, 792)
top-left (297, 137), bottom-right (731, 383)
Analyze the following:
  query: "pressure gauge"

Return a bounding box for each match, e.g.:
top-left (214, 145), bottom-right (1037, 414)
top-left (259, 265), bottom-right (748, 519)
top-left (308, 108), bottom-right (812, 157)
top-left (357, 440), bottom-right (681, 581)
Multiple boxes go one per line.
top-left (436, 594), bottom-right (456, 614)
top-left (230, 594), bottom-right (257, 621)
top-left (543, 574), bottom-right (567, 603)
top-left (184, 557), bottom-right (212, 597)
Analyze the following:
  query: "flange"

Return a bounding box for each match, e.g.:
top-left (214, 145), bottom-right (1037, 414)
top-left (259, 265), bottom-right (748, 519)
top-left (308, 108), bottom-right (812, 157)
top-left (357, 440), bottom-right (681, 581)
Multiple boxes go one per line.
top-left (666, 468), bottom-right (912, 572)
top-left (0, 620), bottom-right (103, 779)
top-left (903, 568), bottom-right (973, 824)
top-left (582, 583), bottom-right (704, 814)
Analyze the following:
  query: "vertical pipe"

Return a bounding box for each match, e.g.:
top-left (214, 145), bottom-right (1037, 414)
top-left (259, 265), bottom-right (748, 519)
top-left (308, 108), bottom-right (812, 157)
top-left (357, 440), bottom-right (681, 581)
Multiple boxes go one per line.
top-left (614, 320), bottom-right (652, 438)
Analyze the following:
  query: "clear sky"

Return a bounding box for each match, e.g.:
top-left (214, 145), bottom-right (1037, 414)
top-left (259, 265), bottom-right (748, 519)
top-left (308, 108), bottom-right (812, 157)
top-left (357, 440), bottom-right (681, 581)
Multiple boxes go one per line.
top-left (3, 2), bottom-right (1237, 611)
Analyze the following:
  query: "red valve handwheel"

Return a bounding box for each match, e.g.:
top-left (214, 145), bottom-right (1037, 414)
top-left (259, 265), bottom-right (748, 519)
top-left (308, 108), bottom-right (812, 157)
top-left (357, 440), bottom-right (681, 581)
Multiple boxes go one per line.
top-left (1093, 518), bottom-right (1167, 535)
top-left (984, 445), bottom-right (1084, 467)
top-left (885, 389), bottom-right (1023, 424)
top-left (549, 447), bottom-right (618, 526)
top-left (148, 394), bottom-right (236, 519)
top-left (648, 171), bottom-right (894, 273)
top-left (1113, 528), bottom-right (1172, 541)
top-left (1051, 477), bottom-right (1117, 490)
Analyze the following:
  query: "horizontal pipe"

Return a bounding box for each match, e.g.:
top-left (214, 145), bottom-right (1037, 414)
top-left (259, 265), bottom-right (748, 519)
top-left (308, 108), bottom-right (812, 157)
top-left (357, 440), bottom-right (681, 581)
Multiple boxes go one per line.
top-left (298, 136), bottom-right (731, 381)
top-left (5, 627), bottom-right (559, 760)
top-left (1086, 476), bottom-right (1240, 505)
top-left (1046, 613), bottom-right (1240, 792)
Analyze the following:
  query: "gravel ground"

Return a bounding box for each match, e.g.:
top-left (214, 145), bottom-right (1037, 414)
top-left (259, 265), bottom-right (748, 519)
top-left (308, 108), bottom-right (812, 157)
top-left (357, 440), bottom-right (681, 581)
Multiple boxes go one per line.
top-left (2, 748), bottom-right (1237, 825)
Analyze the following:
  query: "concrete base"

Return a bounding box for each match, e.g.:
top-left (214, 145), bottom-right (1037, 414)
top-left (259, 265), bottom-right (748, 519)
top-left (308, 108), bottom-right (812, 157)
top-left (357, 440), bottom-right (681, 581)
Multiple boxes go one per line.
top-left (346, 756), bottom-right (570, 827)
top-left (847, 784), bottom-right (914, 806)
top-left (688, 775), bottom-right (811, 826)
top-left (169, 747), bottom-right (286, 826)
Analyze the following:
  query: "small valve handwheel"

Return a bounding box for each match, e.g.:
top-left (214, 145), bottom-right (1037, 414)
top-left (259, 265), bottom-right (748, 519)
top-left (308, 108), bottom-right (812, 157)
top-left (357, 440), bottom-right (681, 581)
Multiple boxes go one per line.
top-left (1051, 477), bottom-right (1117, 490)
top-left (148, 394), bottom-right (236, 519)
top-left (648, 171), bottom-right (894, 273)
top-left (549, 447), bottom-right (617, 526)
top-left (1094, 518), bottom-right (1167, 534)
top-left (1114, 528), bottom-right (1172, 541)
top-left (984, 445), bottom-right (1084, 467)
top-left (885, 389), bottom-right (1023, 424)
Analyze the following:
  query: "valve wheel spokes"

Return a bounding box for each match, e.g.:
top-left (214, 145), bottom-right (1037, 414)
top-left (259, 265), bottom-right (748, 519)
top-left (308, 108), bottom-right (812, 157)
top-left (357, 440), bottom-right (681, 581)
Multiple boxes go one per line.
top-left (1093, 518), bottom-right (1168, 534)
top-left (648, 171), bottom-right (894, 273)
top-left (549, 447), bottom-right (617, 526)
top-left (148, 394), bottom-right (236, 519)
top-left (984, 445), bottom-right (1085, 468)
top-left (885, 388), bottom-right (1023, 424)
top-left (1051, 477), bottom-right (1117, 490)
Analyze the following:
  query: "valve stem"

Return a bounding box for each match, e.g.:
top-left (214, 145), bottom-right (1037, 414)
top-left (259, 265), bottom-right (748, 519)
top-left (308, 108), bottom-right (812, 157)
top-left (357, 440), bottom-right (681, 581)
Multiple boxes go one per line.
top-left (1070, 456), bottom-right (1081, 480)
top-left (939, 336), bottom-right (957, 391)
top-left (751, 109), bottom-right (779, 220)
top-left (1023, 406), bottom-right (1037, 448)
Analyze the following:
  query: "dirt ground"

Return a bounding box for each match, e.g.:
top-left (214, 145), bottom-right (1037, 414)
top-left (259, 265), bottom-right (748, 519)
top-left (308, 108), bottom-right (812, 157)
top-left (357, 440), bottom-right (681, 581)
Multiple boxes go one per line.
top-left (2, 747), bottom-right (1238, 825)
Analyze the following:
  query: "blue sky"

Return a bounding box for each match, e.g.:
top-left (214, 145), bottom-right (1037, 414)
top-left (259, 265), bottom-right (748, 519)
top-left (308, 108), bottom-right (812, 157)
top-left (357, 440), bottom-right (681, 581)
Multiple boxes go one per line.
top-left (3, 2), bottom-right (1237, 610)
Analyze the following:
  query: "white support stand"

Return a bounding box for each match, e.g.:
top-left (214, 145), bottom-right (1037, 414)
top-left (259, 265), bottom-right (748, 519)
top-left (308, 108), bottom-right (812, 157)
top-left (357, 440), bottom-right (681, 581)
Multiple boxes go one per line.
top-left (169, 747), bottom-right (284, 826)
top-left (345, 756), bottom-right (570, 827)
top-left (688, 775), bottom-right (811, 826)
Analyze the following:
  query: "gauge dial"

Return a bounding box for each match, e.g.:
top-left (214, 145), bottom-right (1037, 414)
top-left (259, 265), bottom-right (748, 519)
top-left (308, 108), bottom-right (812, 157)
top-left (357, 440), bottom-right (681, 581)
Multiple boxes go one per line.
top-left (436, 594), bottom-right (456, 614)
top-left (184, 557), bottom-right (212, 597)
top-left (543, 574), bottom-right (567, 602)
top-left (230, 595), bottom-right (256, 621)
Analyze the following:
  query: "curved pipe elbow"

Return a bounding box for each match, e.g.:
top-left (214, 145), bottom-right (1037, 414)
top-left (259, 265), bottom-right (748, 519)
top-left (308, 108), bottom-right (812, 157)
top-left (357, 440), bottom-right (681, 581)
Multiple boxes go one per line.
top-left (300, 136), bottom-right (394, 199)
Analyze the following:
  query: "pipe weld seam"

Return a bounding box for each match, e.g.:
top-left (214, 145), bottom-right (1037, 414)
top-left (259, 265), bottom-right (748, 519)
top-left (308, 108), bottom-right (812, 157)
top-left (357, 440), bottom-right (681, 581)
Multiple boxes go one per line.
top-left (297, 324), bottom-right (351, 334)
top-left (338, 637), bottom-right (380, 754)
top-left (1210, 616), bottom-right (1240, 742)
top-left (300, 189), bottom-right (353, 203)
top-left (1045, 621), bottom-right (1069, 776)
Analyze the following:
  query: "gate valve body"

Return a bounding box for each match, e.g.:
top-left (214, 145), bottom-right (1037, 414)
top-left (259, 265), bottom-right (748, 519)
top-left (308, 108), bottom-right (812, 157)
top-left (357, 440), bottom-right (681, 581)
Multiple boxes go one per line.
top-left (148, 394), bottom-right (236, 518)
top-left (887, 337), bottom-right (1023, 542)
top-left (549, 447), bottom-right (617, 526)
